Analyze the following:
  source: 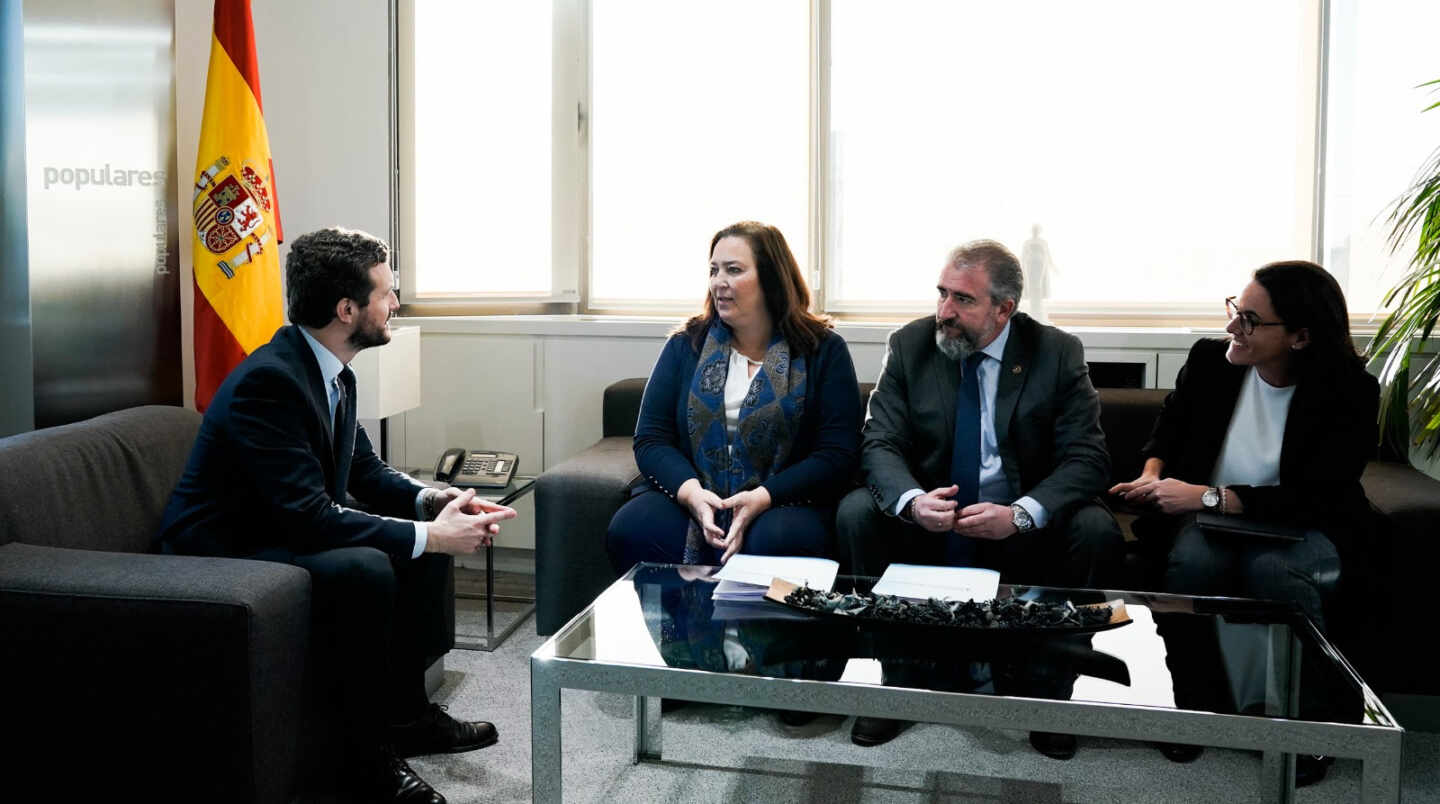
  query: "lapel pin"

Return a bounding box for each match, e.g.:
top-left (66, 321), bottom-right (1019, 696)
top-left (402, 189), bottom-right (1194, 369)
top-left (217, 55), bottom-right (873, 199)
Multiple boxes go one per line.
top-left (1012, 365), bottom-right (1023, 374)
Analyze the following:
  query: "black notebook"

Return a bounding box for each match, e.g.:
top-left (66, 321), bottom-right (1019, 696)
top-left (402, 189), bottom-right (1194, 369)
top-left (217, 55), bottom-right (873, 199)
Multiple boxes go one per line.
top-left (1196, 511), bottom-right (1307, 543)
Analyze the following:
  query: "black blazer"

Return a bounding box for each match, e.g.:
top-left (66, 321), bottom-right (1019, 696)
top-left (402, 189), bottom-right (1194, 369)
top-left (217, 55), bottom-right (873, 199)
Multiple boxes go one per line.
top-left (1141, 338), bottom-right (1379, 555)
top-left (159, 325), bottom-right (426, 559)
top-left (861, 313), bottom-right (1110, 519)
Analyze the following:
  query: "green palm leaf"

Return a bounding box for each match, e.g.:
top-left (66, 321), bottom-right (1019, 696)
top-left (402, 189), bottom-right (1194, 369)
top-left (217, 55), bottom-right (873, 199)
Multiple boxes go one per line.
top-left (1368, 78), bottom-right (1440, 459)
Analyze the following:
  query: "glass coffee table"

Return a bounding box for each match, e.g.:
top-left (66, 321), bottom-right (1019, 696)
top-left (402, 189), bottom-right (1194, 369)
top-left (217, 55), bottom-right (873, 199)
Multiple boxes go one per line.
top-left (530, 564), bottom-right (1402, 803)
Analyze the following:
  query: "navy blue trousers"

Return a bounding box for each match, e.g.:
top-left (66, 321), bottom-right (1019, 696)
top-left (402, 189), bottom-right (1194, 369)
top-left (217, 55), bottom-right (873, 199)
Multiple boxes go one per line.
top-left (606, 488), bottom-right (835, 574)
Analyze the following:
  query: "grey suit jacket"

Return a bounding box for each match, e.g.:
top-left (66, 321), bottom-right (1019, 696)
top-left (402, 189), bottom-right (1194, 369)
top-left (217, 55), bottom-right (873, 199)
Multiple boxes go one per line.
top-left (860, 313), bottom-right (1110, 520)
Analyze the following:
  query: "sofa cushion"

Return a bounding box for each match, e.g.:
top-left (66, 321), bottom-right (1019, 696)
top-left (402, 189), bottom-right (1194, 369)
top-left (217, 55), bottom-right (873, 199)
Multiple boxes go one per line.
top-left (0, 405), bottom-right (201, 553)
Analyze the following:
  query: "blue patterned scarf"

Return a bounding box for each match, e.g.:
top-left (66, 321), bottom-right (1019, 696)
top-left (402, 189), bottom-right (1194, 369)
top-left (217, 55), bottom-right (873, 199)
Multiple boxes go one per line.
top-left (682, 322), bottom-right (807, 563)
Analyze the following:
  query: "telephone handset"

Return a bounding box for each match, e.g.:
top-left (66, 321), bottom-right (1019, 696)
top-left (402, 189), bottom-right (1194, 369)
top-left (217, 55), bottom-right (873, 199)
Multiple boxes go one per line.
top-left (434, 448), bottom-right (519, 489)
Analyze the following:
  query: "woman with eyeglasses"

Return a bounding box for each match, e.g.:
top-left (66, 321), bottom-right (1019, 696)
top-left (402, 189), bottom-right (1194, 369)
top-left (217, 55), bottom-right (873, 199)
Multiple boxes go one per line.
top-left (1109, 260), bottom-right (1378, 781)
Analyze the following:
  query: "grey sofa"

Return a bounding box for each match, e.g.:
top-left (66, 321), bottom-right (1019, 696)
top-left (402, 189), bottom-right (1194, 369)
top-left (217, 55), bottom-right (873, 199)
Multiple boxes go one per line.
top-left (535, 379), bottom-right (1440, 697)
top-left (0, 405), bottom-right (452, 803)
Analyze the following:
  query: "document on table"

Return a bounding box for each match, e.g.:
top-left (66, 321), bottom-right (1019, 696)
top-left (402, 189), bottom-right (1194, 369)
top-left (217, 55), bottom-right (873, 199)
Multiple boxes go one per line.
top-left (711, 554), bottom-right (839, 601)
top-left (871, 564), bottom-right (1000, 602)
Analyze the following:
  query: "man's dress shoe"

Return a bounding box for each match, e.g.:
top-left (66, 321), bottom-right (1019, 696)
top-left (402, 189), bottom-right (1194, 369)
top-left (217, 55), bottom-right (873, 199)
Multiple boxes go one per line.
top-left (390, 703), bottom-right (499, 757)
top-left (778, 709), bottom-right (822, 729)
top-left (850, 716), bottom-right (909, 746)
top-left (1296, 755), bottom-right (1334, 787)
top-left (1155, 742), bottom-right (1204, 763)
top-left (1028, 731), bottom-right (1078, 760)
top-left (358, 752), bottom-right (446, 804)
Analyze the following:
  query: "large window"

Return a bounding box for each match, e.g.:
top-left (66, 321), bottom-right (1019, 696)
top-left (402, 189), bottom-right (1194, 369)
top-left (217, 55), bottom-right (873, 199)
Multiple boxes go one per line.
top-left (1322, 0), bottom-right (1440, 316)
top-left (828, 1), bottom-right (1315, 312)
top-left (400, 1), bottom-right (1440, 322)
top-left (589, 1), bottom-right (809, 307)
top-left (402, 1), bottom-right (557, 300)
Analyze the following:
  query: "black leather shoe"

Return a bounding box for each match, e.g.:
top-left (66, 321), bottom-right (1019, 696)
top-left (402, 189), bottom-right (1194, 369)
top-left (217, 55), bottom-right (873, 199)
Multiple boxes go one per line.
top-left (390, 703), bottom-right (499, 758)
top-left (851, 716), bottom-right (909, 746)
top-left (778, 709), bottom-right (822, 729)
top-left (1296, 755), bottom-right (1334, 788)
top-left (1029, 731), bottom-right (1077, 760)
top-left (1155, 742), bottom-right (1204, 763)
top-left (357, 752), bottom-right (446, 804)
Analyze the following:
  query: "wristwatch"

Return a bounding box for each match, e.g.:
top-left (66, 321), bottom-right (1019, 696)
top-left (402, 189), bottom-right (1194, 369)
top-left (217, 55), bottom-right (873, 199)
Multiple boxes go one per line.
top-left (1010, 503), bottom-right (1035, 533)
top-left (1201, 487), bottom-right (1221, 511)
top-left (900, 497), bottom-right (918, 524)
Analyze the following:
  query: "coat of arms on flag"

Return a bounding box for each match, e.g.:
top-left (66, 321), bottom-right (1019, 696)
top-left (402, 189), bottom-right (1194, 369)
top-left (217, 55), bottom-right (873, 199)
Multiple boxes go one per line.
top-left (190, 0), bottom-right (285, 412)
top-left (193, 155), bottom-right (274, 279)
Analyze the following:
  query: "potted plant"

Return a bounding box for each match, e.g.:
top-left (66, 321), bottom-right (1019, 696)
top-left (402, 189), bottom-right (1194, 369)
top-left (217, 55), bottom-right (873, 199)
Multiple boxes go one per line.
top-left (1367, 78), bottom-right (1440, 459)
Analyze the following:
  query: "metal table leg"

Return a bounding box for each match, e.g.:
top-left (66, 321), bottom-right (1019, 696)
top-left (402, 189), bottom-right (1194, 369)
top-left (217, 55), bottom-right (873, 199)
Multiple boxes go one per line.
top-left (634, 695), bottom-right (662, 763)
top-left (531, 660), bottom-right (562, 803)
top-left (454, 541), bottom-right (536, 651)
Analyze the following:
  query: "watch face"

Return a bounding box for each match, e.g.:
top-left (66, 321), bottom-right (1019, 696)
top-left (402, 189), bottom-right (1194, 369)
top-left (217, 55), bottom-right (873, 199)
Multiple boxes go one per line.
top-left (1202, 488), bottom-right (1219, 508)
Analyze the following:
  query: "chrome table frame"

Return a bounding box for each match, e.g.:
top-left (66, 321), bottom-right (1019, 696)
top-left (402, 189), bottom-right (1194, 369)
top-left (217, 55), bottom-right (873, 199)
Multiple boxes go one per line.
top-left (530, 579), bottom-right (1401, 803)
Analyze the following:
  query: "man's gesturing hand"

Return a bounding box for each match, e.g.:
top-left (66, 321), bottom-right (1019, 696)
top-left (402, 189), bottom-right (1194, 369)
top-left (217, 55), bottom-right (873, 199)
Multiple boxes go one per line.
top-left (425, 488), bottom-right (517, 555)
top-left (910, 485), bottom-right (960, 533)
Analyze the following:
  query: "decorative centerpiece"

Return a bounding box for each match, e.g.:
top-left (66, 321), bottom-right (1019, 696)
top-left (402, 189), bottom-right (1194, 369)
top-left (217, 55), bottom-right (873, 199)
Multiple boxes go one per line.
top-left (765, 578), bottom-right (1128, 633)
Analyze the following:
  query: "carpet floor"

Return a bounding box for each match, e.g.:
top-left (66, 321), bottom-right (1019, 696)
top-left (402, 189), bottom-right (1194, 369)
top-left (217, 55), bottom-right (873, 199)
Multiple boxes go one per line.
top-left (405, 628), bottom-right (1440, 803)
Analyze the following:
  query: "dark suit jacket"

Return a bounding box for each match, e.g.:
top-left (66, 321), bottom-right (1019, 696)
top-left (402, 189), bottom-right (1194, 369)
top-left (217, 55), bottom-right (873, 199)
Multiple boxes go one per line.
top-left (861, 313), bottom-right (1110, 519)
top-left (159, 325), bottom-right (426, 559)
top-left (1140, 338), bottom-right (1379, 557)
top-left (634, 329), bottom-right (860, 506)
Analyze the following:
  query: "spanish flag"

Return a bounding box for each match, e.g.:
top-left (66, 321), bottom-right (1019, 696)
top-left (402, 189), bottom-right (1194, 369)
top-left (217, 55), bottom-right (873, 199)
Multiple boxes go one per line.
top-left (191, 0), bottom-right (284, 411)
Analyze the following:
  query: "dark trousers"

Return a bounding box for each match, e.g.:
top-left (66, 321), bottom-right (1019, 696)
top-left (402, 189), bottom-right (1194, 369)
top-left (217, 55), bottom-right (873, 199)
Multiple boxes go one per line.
top-left (1145, 516), bottom-right (1352, 720)
top-left (836, 487), bottom-right (1124, 704)
top-left (248, 546), bottom-right (451, 762)
top-left (835, 487), bottom-right (1125, 588)
top-left (606, 488), bottom-right (835, 574)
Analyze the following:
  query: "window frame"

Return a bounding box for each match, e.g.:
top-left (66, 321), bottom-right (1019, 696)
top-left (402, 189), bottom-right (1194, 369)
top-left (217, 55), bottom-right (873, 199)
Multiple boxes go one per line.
top-left (393, 0), bottom-right (1398, 329)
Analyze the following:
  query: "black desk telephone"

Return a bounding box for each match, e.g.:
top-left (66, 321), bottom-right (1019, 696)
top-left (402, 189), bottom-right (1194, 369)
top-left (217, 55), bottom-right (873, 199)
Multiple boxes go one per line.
top-left (434, 448), bottom-right (519, 489)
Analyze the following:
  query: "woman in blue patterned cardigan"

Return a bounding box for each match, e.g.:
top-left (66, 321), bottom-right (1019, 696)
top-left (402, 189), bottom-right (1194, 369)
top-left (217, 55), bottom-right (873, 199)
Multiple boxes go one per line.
top-left (606, 221), bottom-right (860, 572)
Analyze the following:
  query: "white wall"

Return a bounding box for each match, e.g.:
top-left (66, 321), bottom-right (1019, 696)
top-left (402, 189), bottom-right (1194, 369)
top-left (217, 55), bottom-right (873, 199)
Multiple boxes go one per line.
top-left (174, 0), bottom-right (392, 406)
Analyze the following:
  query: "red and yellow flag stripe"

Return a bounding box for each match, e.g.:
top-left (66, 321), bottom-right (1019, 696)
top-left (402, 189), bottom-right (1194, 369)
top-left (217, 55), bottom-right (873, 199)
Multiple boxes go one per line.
top-left (192, 0), bottom-right (284, 411)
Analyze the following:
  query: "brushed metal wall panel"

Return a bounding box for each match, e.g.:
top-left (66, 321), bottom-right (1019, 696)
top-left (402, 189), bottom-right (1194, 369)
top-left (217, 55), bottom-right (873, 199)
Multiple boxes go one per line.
top-left (23, 0), bottom-right (180, 428)
top-left (1, 0), bottom-right (34, 437)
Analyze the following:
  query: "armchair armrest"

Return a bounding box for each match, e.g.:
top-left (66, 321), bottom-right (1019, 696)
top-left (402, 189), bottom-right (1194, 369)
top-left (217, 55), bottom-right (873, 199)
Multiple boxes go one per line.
top-left (0, 542), bottom-right (310, 803)
top-left (535, 436), bottom-right (638, 634)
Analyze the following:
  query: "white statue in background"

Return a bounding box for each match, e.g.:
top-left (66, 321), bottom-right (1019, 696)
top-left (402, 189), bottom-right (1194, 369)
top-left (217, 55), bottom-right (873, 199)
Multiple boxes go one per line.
top-left (1021, 224), bottom-right (1058, 323)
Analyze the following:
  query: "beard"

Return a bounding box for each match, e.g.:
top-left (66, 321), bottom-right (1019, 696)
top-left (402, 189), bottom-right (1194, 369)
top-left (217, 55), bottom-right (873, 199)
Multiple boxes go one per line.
top-left (934, 318), bottom-right (980, 362)
top-left (348, 312), bottom-right (392, 351)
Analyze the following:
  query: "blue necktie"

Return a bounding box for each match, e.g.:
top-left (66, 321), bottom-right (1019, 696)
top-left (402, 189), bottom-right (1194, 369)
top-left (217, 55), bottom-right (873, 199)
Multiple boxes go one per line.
top-left (946, 352), bottom-right (984, 566)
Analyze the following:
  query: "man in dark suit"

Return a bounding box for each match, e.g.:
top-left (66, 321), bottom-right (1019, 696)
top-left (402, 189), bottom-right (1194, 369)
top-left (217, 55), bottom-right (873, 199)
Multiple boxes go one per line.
top-left (837, 239), bottom-right (1123, 756)
top-left (160, 227), bottom-right (514, 804)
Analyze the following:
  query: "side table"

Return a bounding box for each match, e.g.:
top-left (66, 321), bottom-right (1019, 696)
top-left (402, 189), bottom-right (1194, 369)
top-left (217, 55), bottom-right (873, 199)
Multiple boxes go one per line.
top-left (455, 474), bottom-right (538, 651)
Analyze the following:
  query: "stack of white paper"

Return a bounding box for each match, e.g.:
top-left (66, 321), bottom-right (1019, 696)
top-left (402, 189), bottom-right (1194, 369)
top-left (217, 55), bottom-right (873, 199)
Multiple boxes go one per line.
top-left (870, 564), bottom-right (1000, 602)
top-left (711, 554), bottom-right (839, 601)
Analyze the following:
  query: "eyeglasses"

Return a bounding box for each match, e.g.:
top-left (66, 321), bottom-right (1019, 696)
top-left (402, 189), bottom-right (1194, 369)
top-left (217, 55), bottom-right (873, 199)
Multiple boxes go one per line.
top-left (1224, 297), bottom-right (1285, 336)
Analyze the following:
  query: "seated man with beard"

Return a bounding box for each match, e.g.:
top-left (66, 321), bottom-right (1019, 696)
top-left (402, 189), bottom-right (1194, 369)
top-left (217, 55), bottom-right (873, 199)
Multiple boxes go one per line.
top-left (836, 239), bottom-right (1124, 757)
top-left (160, 227), bottom-right (514, 803)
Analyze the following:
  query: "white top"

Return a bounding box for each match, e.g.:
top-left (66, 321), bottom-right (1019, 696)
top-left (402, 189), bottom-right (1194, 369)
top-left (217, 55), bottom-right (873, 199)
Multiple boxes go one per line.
top-left (1212, 366), bottom-right (1296, 488)
top-left (725, 348), bottom-right (763, 434)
